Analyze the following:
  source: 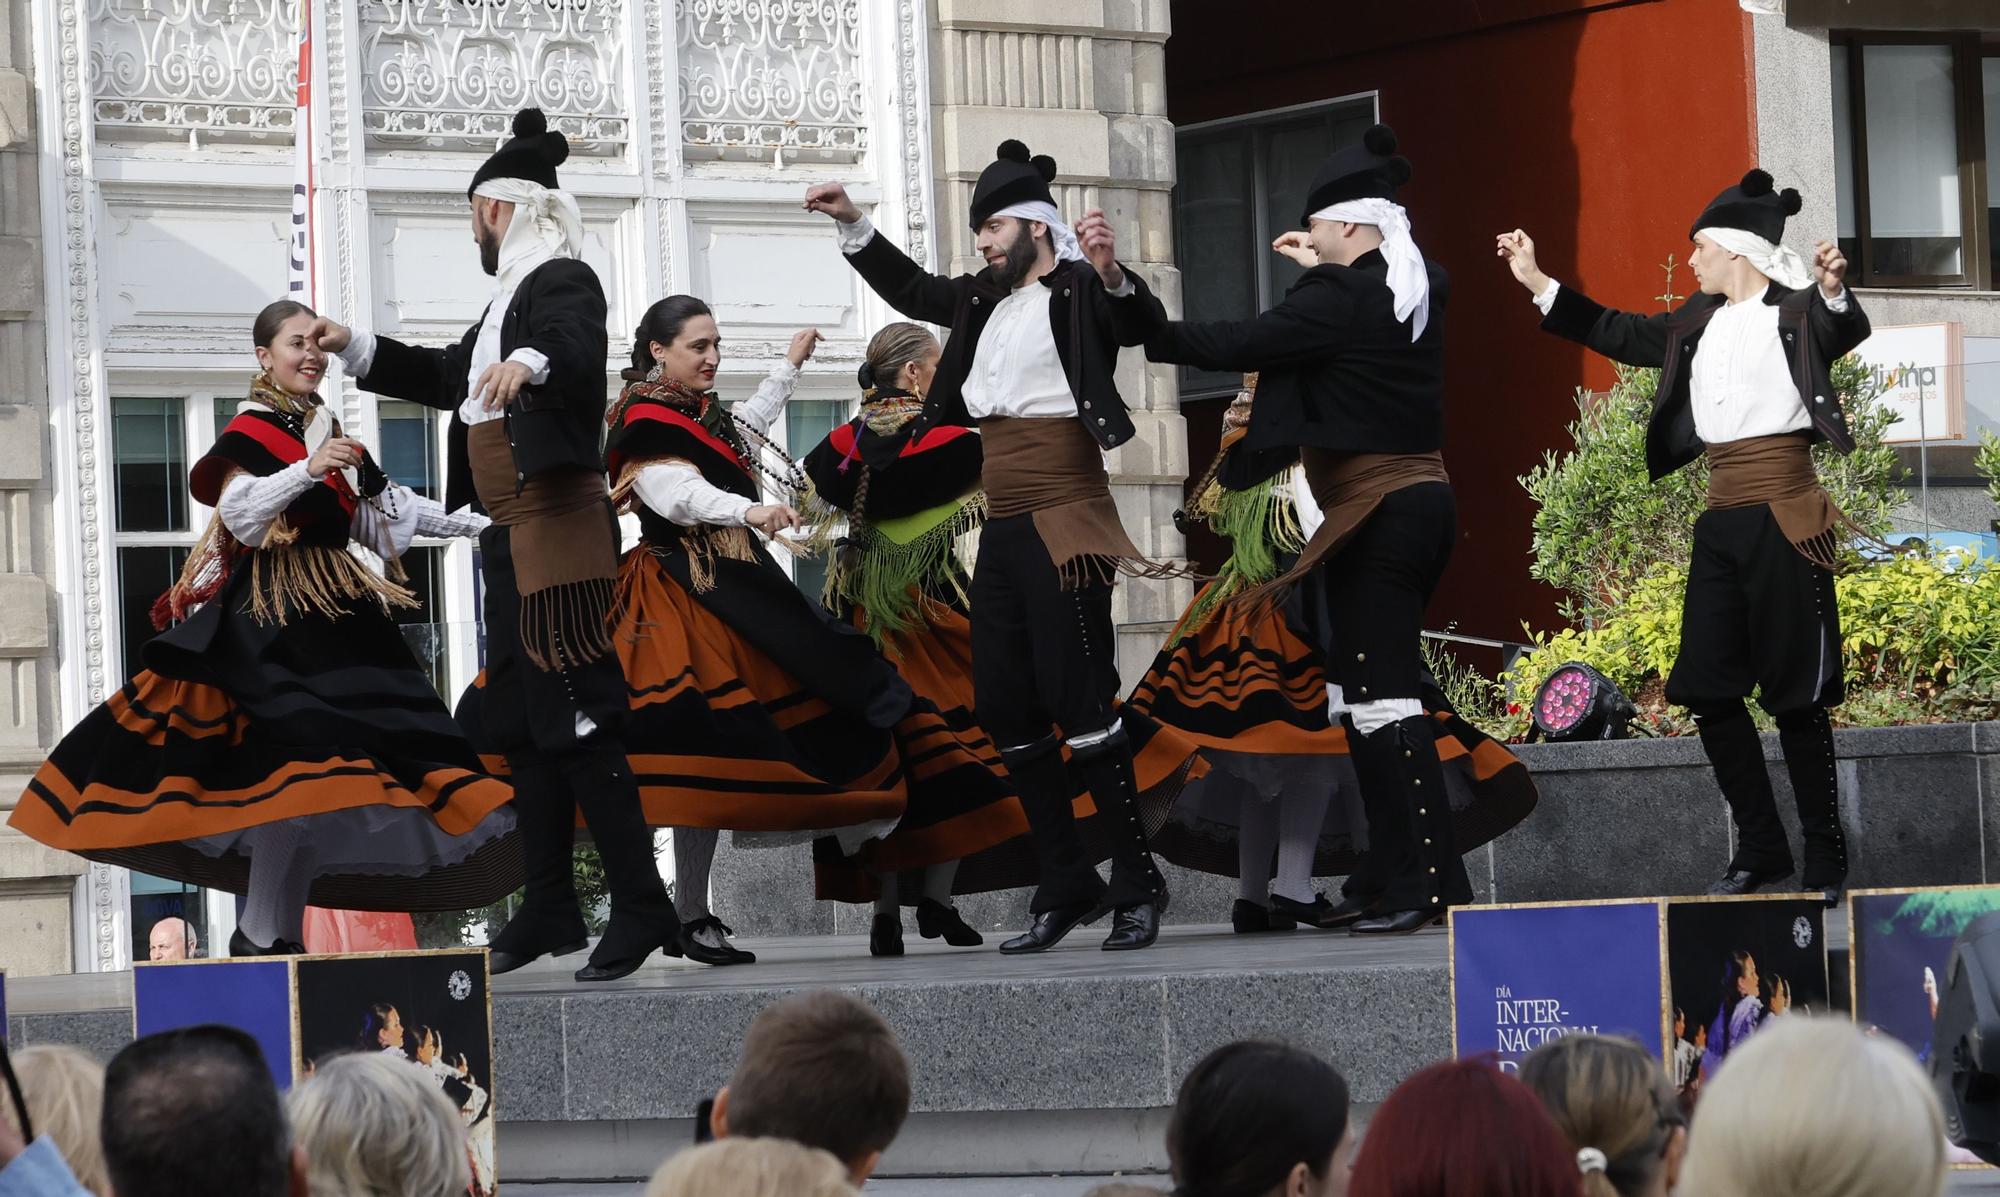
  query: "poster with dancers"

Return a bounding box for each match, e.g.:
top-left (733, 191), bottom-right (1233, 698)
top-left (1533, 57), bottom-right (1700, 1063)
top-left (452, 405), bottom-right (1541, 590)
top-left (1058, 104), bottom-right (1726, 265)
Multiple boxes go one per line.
top-left (1450, 899), bottom-right (1668, 1071)
top-left (132, 957), bottom-right (297, 1091)
top-left (294, 950), bottom-right (497, 1195)
top-left (1663, 895), bottom-right (1827, 1114)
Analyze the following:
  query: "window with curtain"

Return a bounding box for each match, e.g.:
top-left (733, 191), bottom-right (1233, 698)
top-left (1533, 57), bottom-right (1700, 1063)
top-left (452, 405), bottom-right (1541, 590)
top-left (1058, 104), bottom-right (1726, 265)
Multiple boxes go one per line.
top-left (112, 396), bottom-right (194, 676)
top-left (1172, 96), bottom-right (1379, 398)
top-left (1831, 35), bottom-right (1996, 289)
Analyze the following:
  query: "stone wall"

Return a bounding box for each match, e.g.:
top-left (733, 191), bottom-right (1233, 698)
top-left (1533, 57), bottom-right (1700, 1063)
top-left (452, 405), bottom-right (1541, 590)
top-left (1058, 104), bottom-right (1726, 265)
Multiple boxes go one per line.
top-left (929, 0), bottom-right (1192, 684)
top-left (0, 0), bottom-right (82, 978)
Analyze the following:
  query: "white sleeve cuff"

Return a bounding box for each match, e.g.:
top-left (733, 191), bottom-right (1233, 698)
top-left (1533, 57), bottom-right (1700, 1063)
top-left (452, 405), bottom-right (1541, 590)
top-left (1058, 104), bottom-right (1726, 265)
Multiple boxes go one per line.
top-left (507, 347), bottom-right (552, 385)
top-left (217, 460), bottom-right (318, 547)
top-left (836, 214), bottom-right (878, 255)
top-left (1107, 273), bottom-right (1136, 299)
top-left (1532, 278), bottom-right (1562, 316)
top-left (1822, 285), bottom-right (1851, 313)
top-left (351, 482), bottom-right (424, 558)
top-left (632, 460), bottom-right (757, 528)
top-left (337, 331), bottom-right (378, 380)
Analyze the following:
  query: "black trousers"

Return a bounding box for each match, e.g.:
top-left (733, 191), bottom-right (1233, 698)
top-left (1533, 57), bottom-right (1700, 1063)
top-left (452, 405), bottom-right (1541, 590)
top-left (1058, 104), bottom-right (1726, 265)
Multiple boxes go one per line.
top-left (971, 514), bottom-right (1162, 913)
top-left (476, 519), bottom-right (674, 961)
top-left (1298, 482), bottom-right (1471, 911)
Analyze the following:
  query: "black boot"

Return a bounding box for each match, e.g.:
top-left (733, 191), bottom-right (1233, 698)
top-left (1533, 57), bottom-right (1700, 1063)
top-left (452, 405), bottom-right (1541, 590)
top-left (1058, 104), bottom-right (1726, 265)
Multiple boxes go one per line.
top-left (563, 745), bottom-right (681, 982)
top-left (1777, 706), bottom-right (1847, 904)
top-left (1336, 715), bottom-right (1390, 911)
top-left (1695, 704), bottom-right (1796, 894)
top-left (229, 928), bottom-right (304, 957)
top-left (870, 912), bottom-right (905, 957)
top-left (916, 898), bottom-right (984, 946)
top-left (1233, 899), bottom-right (1298, 934)
top-left (489, 756), bottom-right (591, 975)
top-left (1001, 733), bottom-right (1108, 939)
top-left (1344, 715), bottom-right (1471, 934)
top-left (1066, 727), bottom-right (1168, 951)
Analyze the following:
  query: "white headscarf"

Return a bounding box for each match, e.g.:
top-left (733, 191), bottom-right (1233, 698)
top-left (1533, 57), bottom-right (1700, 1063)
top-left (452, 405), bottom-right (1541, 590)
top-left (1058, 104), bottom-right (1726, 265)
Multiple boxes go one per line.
top-left (473, 177), bottom-right (586, 293)
top-left (1310, 198), bottom-right (1429, 341)
top-left (992, 199), bottom-right (1083, 264)
top-left (1696, 225), bottom-right (1814, 291)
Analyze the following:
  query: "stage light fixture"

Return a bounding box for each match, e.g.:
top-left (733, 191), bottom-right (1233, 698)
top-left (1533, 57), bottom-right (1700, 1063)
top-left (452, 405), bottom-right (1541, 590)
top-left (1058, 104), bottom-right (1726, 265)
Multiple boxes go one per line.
top-left (1527, 660), bottom-right (1636, 742)
top-left (1934, 910), bottom-right (2000, 1165)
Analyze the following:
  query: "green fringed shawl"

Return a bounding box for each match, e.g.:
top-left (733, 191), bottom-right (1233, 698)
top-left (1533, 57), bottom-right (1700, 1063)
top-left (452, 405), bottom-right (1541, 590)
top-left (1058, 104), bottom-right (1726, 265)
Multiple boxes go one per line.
top-left (826, 491), bottom-right (986, 647)
top-left (1168, 468), bottom-right (1305, 645)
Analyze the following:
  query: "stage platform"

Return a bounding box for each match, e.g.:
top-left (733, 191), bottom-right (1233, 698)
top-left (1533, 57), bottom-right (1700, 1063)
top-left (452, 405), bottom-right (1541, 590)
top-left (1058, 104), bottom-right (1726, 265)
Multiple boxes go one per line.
top-left (8, 922), bottom-right (1491, 1181)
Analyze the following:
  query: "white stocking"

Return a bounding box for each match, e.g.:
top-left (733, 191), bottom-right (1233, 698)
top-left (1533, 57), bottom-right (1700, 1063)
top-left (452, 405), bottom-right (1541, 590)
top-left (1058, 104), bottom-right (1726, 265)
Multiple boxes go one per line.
top-left (1273, 789), bottom-right (1332, 905)
top-left (239, 819), bottom-right (313, 948)
top-left (1237, 798), bottom-right (1279, 904)
top-left (673, 827), bottom-right (717, 922)
top-left (921, 860), bottom-right (959, 905)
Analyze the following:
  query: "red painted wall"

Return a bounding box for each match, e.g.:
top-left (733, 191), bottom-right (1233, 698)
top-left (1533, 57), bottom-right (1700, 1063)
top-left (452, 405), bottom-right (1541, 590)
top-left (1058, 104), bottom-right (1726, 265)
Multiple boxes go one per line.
top-left (1166, 0), bottom-right (1757, 649)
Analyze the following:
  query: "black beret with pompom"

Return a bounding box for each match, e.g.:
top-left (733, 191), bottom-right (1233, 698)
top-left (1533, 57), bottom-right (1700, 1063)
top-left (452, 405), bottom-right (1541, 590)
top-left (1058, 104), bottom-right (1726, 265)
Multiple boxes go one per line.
top-left (969, 139), bottom-right (1059, 230)
top-left (996, 139), bottom-right (1030, 163)
top-left (1299, 123), bottom-right (1413, 224)
top-left (1688, 166), bottom-right (1804, 245)
top-left (469, 107), bottom-right (570, 198)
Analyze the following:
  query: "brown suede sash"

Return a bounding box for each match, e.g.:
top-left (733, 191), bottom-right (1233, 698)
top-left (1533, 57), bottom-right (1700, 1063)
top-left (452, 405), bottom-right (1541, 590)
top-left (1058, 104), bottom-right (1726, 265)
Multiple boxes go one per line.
top-left (468, 421), bottom-right (618, 669)
top-left (1241, 448), bottom-right (1451, 604)
top-left (1704, 433), bottom-right (1856, 570)
top-left (980, 415), bottom-right (1189, 588)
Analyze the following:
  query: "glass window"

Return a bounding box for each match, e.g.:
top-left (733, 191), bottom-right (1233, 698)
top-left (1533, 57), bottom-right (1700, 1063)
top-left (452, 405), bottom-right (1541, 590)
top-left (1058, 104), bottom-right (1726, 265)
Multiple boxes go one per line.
top-left (212, 397), bottom-right (237, 445)
top-left (112, 397), bottom-right (187, 533)
top-left (785, 399), bottom-right (845, 460)
top-left (1986, 56), bottom-right (1999, 285)
top-left (130, 872), bottom-right (211, 962)
top-left (380, 400), bottom-right (441, 499)
top-left (116, 545), bottom-right (188, 673)
top-left (392, 545), bottom-right (450, 698)
top-left (1832, 44), bottom-right (1857, 253)
top-left (1861, 43), bottom-right (1962, 278)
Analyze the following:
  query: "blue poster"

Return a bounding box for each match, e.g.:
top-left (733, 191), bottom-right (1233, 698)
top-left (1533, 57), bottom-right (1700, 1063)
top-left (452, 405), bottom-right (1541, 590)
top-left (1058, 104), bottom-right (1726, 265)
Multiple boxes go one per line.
top-left (1452, 901), bottom-right (1666, 1070)
top-left (134, 959), bottom-right (294, 1090)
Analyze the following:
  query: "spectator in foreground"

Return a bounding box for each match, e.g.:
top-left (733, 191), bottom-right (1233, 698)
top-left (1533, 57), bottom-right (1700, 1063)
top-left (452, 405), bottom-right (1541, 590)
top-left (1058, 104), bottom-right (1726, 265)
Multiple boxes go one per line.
top-left (1519, 1034), bottom-right (1685, 1197)
top-left (1167, 1041), bottom-right (1354, 1197)
top-left (102, 1025), bottom-right (306, 1197)
top-left (289, 1052), bottom-right (471, 1197)
top-left (708, 991), bottom-right (911, 1186)
top-left (645, 1138), bottom-right (856, 1197)
top-left (1349, 1056), bottom-right (1582, 1197)
top-left (0, 1047), bottom-right (107, 1196)
top-left (1677, 1018), bottom-right (1945, 1197)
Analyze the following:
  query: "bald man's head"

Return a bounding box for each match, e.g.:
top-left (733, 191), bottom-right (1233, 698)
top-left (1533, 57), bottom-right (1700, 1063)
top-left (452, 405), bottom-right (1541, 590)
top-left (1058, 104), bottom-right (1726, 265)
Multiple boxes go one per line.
top-left (149, 918), bottom-right (196, 962)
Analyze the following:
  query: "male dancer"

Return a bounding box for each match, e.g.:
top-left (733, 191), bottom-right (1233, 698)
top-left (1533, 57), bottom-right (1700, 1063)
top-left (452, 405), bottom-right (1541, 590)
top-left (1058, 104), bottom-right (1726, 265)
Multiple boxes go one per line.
top-left (310, 109), bottom-right (680, 980)
top-left (805, 142), bottom-right (1173, 952)
top-left (1498, 169), bottom-right (1864, 903)
top-left (1142, 126), bottom-right (1468, 934)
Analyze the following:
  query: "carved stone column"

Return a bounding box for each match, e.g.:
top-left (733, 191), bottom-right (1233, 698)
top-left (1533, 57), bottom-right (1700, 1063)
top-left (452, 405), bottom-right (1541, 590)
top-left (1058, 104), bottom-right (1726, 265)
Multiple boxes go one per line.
top-left (0, 0), bottom-right (85, 978)
top-left (929, 0), bottom-right (1190, 682)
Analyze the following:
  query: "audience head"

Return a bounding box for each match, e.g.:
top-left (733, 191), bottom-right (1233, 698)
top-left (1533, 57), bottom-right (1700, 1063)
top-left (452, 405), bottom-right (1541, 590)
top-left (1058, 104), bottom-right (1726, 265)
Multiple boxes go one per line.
top-left (147, 918), bottom-right (197, 962)
top-left (1349, 1056), bottom-right (1582, 1197)
top-left (644, 1138), bottom-right (856, 1197)
top-left (631, 295), bottom-right (719, 389)
top-left (0, 1045), bottom-right (108, 1196)
top-left (1677, 1017), bottom-right (1945, 1197)
top-left (102, 1025), bottom-right (304, 1197)
top-left (288, 1051), bottom-right (470, 1197)
top-left (1519, 1035), bottom-right (1685, 1197)
top-left (1167, 1040), bottom-right (1353, 1197)
top-left (710, 991), bottom-right (911, 1186)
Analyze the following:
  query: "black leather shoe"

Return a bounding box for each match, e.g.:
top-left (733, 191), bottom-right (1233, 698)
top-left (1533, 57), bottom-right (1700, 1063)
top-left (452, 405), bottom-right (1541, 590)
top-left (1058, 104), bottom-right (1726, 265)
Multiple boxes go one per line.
top-left (1103, 899), bottom-right (1165, 951)
top-left (1351, 908), bottom-right (1446, 936)
top-left (1271, 892), bottom-right (1369, 930)
top-left (1233, 899), bottom-right (1298, 934)
top-left (998, 900), bottom-right (1108, 954)
top-left (676, 915), bottom-right (756, 966)
top-left (229, 928), bottom-right (305, 958)
top-left (1705, 867), bottom-right (1796, 897)
top-left (490, 936), bottom-right (589, 976)
top-left (916, 898), bottom-right (984, 947)
top-left (870, 912), bottom-right (905, 957)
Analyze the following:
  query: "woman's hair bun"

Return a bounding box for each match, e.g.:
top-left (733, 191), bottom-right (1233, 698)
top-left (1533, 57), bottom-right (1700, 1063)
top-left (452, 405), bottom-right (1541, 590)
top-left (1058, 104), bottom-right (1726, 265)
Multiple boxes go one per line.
top-left (856, 361), bottom-right (877, 389)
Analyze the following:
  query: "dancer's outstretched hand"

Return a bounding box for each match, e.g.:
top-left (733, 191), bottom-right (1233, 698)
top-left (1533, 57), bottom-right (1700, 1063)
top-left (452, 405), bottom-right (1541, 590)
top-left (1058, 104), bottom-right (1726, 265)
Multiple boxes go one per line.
top-left (1271, 231), bottom-right (1319, 268)
top-left (787, 328), bottom-right (824, 367)
top-left (746, 504), bottom-right (803, 536)
top-left (1076, 210), bottom-right (1125, 291)
top-left (1812, 239), bottom-right (1848, 298)
top-left (1495, 229), bottom-right (1552, 297)
top-left (803, 183), bottom-right (863, 224)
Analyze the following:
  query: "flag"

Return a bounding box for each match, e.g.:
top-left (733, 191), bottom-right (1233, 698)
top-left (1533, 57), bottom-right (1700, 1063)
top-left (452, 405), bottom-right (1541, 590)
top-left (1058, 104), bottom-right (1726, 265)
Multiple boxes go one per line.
top-left (287, 0), bottom-right (315, 303)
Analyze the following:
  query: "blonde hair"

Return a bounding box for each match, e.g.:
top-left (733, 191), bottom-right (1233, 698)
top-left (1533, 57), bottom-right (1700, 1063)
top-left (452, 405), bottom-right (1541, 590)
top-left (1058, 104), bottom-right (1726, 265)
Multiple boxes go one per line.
top-left (1677, 1018), bottom-right (1945, 1197)
top-left (0, 1046), bottom-right (108, 1196)
top-left (1519, 1034), bottom-right (1679, 1197)
top-left (645, 1138), bottom-right (857, 1197)
top-left (860, 323), bottom-right (940, 396)
top-left (288, 1052), bottom-right (471, 1197)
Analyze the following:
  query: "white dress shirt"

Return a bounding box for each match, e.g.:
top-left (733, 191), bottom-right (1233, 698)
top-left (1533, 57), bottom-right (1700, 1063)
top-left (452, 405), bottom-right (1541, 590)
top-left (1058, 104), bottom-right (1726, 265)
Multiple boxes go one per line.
top-left (336, 300), bottom-right (550, 428)
top-left (631, 362), bottom-right (797, 528)
top-left (218, 462), bottom-right (487, 554)
top-left (1532, 278), bottom-right (1848, 444)
top-left (833, 214), bottom-right (1131, 420)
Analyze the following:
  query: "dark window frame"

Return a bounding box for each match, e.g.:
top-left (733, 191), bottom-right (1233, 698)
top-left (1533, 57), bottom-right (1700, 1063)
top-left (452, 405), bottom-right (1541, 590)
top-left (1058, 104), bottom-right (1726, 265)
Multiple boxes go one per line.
top-left (1171, 93), bottom-right (1380, 401)
top-left (1833, 30), bottom-right (1995, 290)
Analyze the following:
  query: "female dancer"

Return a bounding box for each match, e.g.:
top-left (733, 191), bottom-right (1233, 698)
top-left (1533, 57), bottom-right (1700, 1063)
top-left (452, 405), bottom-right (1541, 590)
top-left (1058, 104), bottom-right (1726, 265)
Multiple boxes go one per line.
top-left (603, 297), bottom-right (920, 965)
top-left (1130, 382), bottom-right (1536, 932)
top-left (803, 324), bottom-right (1211, 955)
top-left (9, 300), bottom-right (516, 956)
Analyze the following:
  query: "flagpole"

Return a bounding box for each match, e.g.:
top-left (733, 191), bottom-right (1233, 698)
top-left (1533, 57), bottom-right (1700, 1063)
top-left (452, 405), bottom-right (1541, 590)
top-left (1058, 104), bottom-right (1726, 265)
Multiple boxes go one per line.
top-left (288, 0), bottom-right (316, 307)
